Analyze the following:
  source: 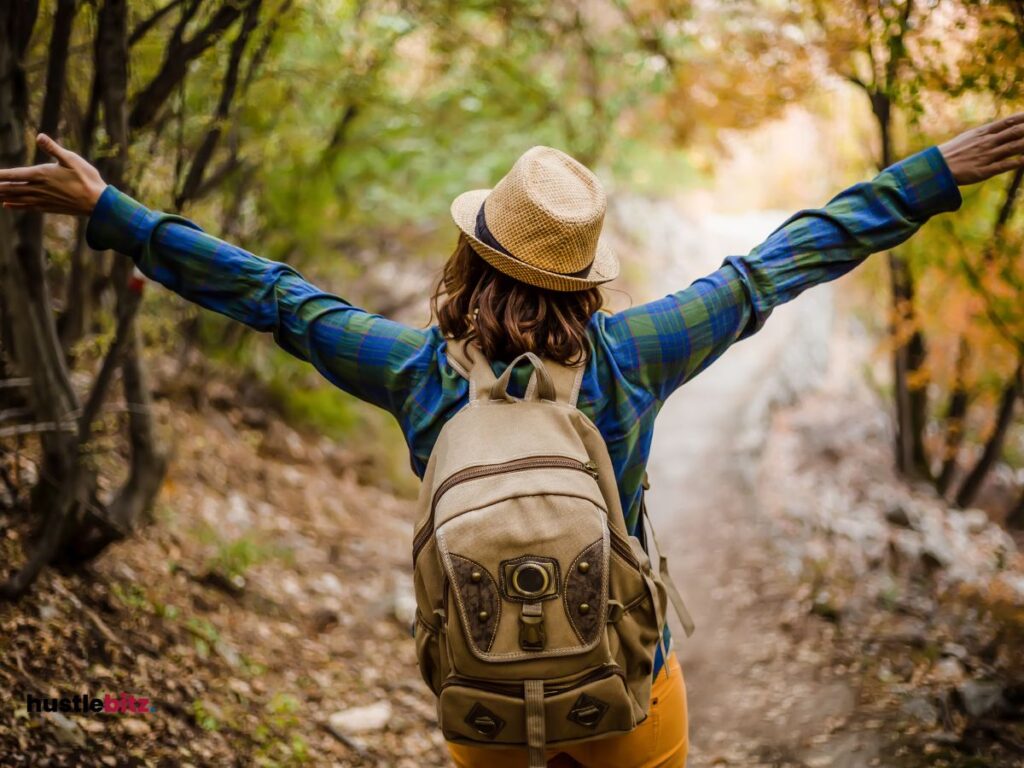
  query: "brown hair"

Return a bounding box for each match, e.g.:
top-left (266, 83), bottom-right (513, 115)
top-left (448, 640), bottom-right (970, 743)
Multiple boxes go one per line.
top-left (431, 234), bottom-right (603, 366)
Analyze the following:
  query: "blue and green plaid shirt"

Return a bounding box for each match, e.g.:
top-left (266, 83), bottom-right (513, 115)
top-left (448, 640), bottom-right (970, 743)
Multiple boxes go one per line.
top-left (86, 147), bottom-right (961, 675)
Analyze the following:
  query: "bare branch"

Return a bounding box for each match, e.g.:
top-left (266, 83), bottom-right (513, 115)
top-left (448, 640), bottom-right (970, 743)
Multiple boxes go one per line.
top-left (129, 0), bottom-right (254, 132)
top-left (128, 0), bottom-right (186, 47)
top-left (175, 0), bottom-right (263, 208)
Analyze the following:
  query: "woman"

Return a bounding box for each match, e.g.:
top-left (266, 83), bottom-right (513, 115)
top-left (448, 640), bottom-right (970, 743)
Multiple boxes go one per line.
top-left (2, 116), bottom-right (1022, 767)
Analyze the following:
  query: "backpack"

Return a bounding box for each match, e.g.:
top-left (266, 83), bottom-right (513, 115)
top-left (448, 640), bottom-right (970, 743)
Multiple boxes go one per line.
top-left (412, 339), bottom-right (694, 767)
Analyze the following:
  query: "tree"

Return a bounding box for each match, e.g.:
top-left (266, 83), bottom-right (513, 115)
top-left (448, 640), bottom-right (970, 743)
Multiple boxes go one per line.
top-left (0, 0), bottom-right (273, 597)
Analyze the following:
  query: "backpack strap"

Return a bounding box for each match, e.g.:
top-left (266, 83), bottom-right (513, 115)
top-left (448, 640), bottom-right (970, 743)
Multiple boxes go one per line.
top-left (445, 337), bottom-right (500, 402)
top-left (524, 680), bottom-right (546, 768)
top-left (640, 474), bottom-right (696, 638)
top-left (445, 337), bottom-right (584, 406)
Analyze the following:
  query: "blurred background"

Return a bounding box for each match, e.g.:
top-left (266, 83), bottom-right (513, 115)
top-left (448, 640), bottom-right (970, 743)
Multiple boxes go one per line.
top-left (1, 1), bottom-right (1024, 766)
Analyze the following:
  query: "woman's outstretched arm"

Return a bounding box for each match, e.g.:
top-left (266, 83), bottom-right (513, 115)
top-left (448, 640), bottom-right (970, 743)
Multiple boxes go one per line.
top-left (0, 135), bottom-right (432, 417)
top-left (599, 113), bottom-right (1024, 404)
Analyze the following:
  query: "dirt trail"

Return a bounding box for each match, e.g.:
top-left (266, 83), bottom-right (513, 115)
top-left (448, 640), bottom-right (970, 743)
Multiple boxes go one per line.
top-left (636, 208), bottom-right (878, 767)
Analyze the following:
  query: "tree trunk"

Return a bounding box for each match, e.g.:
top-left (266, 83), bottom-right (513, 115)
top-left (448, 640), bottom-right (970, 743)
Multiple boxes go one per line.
top-left (0, 0), bottom-right (99, 599)
top-left (59, 0), bottom-right (169, 564)
top-left (937, 169), bottom-right (1023, 498)
top-left (871, 90), bottom-right (929, 479)
top-left (955, 362), bottom-right (1022, 509)
top-left (57, 3), bottom-right (105, 352)
top-left (936, 338), bottom-right (970, 496)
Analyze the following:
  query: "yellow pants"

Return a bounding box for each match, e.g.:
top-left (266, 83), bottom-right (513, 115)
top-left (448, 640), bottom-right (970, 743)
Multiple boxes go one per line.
top-left (447, 654), bottom-right (688, 768)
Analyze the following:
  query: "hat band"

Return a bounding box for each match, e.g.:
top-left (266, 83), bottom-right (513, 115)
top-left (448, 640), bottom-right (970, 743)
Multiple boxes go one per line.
top-left (474, 201), bottom-right (595, 278)
top-left (474, 201), bottom-right (516, 259)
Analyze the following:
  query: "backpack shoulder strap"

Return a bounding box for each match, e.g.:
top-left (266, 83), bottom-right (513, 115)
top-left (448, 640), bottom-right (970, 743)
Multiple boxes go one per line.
top-left (445, 337), bottom-right (498, 402)
top-left (640, 473), bottom-right (696, 638)
top-left (445, 337), bottom-right (584, 406)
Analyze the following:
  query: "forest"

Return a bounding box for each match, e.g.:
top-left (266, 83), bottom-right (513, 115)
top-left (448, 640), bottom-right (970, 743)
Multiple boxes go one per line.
top-left (1, 0), bottom-right (1024, 766)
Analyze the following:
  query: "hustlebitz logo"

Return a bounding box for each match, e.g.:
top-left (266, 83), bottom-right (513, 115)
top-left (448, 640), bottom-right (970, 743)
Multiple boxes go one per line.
top-left (26, 692), bottom-right (156, 714)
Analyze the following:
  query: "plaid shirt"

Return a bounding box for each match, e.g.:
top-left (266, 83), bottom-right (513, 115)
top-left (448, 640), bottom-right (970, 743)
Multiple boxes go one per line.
top-left (86, 147), bottom-right (961, 674)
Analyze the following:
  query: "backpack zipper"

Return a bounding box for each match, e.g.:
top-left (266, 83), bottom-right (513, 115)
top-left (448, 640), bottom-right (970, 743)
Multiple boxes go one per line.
top-left (440, 664), bottom-right (623, 697)
top-left (412, 455), bottom-right (600, 564)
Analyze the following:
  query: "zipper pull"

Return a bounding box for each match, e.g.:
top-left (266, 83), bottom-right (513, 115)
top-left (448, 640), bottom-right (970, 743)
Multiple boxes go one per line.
top-left (582, 460), bottom-right (599, 478)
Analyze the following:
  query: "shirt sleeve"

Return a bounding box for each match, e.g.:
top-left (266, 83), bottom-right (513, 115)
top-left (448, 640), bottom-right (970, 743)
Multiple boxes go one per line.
top-left (85, 186), bottom-right (433, 417)
top-left (598, 145), bottom-right (963, 403)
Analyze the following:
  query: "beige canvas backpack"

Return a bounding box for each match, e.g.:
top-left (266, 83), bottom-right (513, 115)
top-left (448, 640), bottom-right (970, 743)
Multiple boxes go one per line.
top-left (412, 339), bottom-right (693, 767)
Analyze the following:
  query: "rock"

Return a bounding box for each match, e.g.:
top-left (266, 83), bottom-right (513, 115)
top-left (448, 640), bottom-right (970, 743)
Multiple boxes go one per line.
top-left (955, 509), bottom-right (990, 535)
top-left (328, 701), bottom-right (393, 735)
top-left (225, 492), bottom-right (253, 528)
top-left (310, 607), bottom-right (339, 633)
top-left (38, 603), bottom-right (59, 622)
top-left (810, 594), bottom-right (842, 623)
top-left (931, 657), bottom-right (965, 684)
top-left (956, 680), bottom-right (1006, 718)
top-left (206, 381), bottom-right (235, 410)
top-left (884, 502), bottom-right (914, 529)
top-left (122, 718), bottom-right (151, 736)
top-left (260, 421), bottom-right (309, 464)
top-left (993, 573), bottom-right (1024, 606)
top-left (312, 572), bottom-right (345, 596)
top-left (901, 695), bottom-right (939, 726)
top-left (926, 731), bottom-right (962, 746)
top-left (214, 638), bottom-right (242, 669)
top-left (920, 534), bottom-right (953, 571)
top-left (42, 711), bottom-right (86, 748)
top-left (240, 407), bottom-right (268, 429)
top-left (941, 642), bottom-right (968, 661)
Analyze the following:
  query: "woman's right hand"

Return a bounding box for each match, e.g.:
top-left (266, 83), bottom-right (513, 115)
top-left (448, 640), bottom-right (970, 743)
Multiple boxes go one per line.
top-left (0, 134), bottom-right (107, 216)
top-left (939, 113), bottom-right (1024, 186)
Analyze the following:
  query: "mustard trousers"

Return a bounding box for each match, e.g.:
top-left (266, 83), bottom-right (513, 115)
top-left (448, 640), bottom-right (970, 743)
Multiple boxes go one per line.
top-left (447, 654), bottom-right (688, 768)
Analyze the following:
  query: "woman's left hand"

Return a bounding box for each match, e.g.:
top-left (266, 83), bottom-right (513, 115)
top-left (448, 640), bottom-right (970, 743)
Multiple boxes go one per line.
top-left (939, 113), bottom-right (1024, 186)
top-left (0, 134), bottom-right (106, 216)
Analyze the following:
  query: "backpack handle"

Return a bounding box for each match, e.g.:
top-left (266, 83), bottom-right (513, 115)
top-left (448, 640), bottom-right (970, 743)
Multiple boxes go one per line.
top-left (490, 352), bottom-right (556, 402)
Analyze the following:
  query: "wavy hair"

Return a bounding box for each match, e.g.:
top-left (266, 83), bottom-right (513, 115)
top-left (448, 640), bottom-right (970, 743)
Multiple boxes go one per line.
top-left (431, 234), bottom-right (603, 366)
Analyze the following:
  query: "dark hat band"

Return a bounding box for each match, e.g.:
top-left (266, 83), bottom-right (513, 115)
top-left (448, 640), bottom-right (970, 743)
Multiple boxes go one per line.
top-left (474, 201), bottom-right (595, 278)
top-left (474, 201), bottom-right (515, 259)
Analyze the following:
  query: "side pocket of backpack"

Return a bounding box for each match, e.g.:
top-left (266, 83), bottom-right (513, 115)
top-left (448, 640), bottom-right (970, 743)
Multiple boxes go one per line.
top-left (413, 540), bottom-right (449, 696)
top-left (607, 530), bottom-right (662, 719)
top-left (415, 611), bottom-right (443, 695)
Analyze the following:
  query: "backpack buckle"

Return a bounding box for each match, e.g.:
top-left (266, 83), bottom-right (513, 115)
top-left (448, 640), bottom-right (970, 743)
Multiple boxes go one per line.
top-left (519, 602), bottom-right (546, 650)
top-left (605, 600), bottom-right (624, 624)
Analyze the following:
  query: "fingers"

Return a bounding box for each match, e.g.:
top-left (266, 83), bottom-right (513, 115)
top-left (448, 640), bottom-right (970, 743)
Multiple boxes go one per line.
top-left (36, 133), bottom-right (77, 167)
top-left (1, 196), bottom-right (46, 207)
top-left (993, 135), bottom-right (1024, 163)
top-left (987, 155), bottom-right (1024, 177)
top-left (2, 201), bottom-right (83, 216)
top-left (0, 182), bottom-right (38, 198)
top-left (1002, 123), bottom-right (1024, 144)
top-left (989, 112), bottom-right (1024, 136)
top-left (0, 183), bottom-right (48, 210)
top-left (0, 166), bottom-right (44, 182)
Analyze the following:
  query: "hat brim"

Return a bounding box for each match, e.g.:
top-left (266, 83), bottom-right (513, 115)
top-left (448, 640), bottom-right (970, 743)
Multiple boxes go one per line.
top-left (450, 189), bottom-right (619, 292)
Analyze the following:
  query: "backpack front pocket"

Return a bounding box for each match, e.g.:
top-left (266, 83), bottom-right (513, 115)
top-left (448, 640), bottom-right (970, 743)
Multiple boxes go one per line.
top-left (439, 665), bottom-right (637, 747)
top-left (436, 488), bottom-right (611, 668)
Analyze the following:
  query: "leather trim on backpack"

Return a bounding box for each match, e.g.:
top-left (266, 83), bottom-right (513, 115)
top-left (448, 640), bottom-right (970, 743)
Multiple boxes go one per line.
top-left (564, 539), bottom-right (605, 644)
top-left (449, 554), bottom-right (501, 652)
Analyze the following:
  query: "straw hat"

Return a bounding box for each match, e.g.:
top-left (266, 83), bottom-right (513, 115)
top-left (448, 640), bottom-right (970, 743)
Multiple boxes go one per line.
top-left (450, 146), bottom-right (619, 292)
